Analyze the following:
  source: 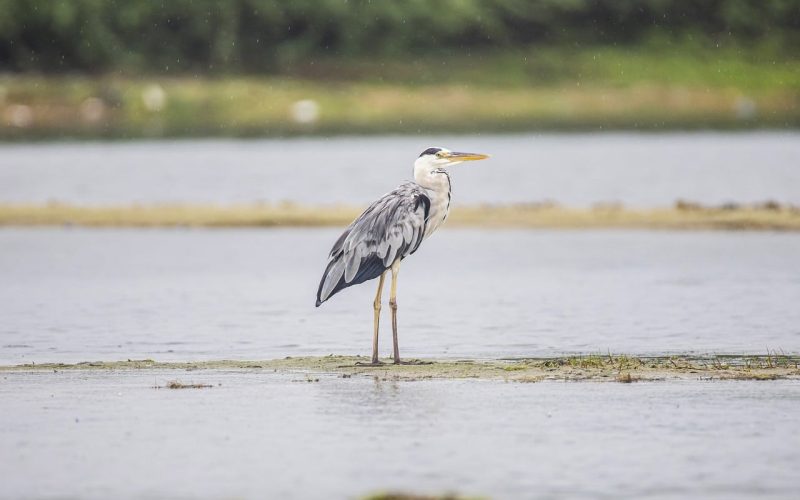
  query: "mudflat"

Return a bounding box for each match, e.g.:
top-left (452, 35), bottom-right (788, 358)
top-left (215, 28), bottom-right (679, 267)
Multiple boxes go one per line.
top-left (5, 354), bottom-right (798, 382)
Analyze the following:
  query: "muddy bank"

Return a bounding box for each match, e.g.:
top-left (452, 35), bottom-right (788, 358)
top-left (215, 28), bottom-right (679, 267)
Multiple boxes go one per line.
top-left (4, 354), bottom-right (798, 382)
top-left (3, 202), bottom-right (800, 231)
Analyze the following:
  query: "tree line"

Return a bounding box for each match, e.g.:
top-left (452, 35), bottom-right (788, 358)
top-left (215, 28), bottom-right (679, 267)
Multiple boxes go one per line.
top-left (1, 0), bottom-right (797, 73)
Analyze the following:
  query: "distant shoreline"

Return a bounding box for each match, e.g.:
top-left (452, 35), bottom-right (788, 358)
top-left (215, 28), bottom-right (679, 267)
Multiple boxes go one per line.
top-left (1, 202), bottom-right (798, 231)
top-left (2, 44), bottom-right (798, 140)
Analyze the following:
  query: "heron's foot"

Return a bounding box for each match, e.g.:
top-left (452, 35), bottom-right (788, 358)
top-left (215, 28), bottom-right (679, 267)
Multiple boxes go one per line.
top-left (393, 359), bottom-right (433, 365)
top-left (354, 360), bottom-right (387, 367)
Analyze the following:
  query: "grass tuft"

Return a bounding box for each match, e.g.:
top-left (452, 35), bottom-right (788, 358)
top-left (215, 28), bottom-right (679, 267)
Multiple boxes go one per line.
top-left (616, 373), bottom-right (640, 383)
top-left (719, 373), bottom-right (785, 381)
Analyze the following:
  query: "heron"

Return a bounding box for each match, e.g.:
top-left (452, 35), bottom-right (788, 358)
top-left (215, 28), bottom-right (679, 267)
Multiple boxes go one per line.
top-left (315, 147), bottom-right (489, 365)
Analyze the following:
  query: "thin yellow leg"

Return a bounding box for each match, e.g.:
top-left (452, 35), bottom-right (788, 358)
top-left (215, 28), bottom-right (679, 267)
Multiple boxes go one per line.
top-left (372, 272), bottom-right (386, 364)
top-left (389, 260), bottom-right (401, 364)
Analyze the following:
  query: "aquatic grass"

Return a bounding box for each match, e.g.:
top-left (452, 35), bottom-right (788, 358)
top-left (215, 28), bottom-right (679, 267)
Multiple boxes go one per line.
top-left (719, 373), bottom-right (785, 381)
top-left (536, 353), bottom-right (645, 371)
top-left (710, 351), bottom-right (798, 370)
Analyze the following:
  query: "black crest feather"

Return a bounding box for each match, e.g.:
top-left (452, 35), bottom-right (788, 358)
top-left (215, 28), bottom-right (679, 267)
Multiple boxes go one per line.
top-left (419, 147), bottom-right (442, 157)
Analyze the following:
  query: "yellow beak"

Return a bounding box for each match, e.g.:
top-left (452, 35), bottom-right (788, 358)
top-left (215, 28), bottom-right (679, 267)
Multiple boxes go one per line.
top-left (446, 151), bottom-right (490, 162)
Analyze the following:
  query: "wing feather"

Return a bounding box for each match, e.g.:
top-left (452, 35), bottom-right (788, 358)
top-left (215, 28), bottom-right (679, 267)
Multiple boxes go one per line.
top-left (316, 182), bottom-right (430, 306)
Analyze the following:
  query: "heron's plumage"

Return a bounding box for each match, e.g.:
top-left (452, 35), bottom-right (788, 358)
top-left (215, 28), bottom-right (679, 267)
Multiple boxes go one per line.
top-left (316, 181), bottom-right (431, 306)
top-left (314, 146), bottom-right (488, 364)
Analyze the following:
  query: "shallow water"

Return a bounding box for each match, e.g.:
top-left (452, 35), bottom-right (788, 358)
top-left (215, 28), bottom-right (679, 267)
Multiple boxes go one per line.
top-left (1, 227), bottom-right (798, 365)
top-left (1, 370), bottom-right (798, 499)
top-left (1, 133), bottom-right (799, 208)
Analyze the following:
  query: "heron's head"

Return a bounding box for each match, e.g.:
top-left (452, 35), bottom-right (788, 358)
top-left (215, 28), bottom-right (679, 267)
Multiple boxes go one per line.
top-left (414, 147), bottom-right (489, 171)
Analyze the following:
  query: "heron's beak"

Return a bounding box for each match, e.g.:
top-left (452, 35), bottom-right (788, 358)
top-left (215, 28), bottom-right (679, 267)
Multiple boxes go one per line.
top-left (445, 151), bottom-right (490, 163)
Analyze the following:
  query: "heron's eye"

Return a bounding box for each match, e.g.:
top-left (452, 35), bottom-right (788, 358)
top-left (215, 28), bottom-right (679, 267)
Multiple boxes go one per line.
top-left (436, 152), bottom-right (445, 158)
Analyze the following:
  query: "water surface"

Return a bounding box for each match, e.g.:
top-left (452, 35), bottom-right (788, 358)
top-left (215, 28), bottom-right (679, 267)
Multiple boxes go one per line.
top-left (1, 133), bottom-right (798, 207)
top-left (1, 370), bottom-right (798, 499)
top-left (1, 227), bottom-right (798, 365)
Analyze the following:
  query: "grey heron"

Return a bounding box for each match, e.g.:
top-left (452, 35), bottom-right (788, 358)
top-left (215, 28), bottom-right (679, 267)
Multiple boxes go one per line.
top-left (315, 147), bottom-right (489, 364)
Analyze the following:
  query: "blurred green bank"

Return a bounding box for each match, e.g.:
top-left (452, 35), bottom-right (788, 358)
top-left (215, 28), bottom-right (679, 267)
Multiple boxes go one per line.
top-left (2, 46), bottom-right (799, 139)
top-left (1, 0), bottom-right (799, 139)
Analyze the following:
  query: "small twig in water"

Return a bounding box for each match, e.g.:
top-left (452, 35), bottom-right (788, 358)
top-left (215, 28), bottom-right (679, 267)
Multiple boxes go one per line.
top-left (154, 380), bottom-right (213, 389)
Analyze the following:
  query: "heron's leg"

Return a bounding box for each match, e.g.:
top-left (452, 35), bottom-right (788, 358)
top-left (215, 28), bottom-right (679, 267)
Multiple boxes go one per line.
top-left (390, 260), bottom-right (401, 364)
top-left (384, 261), bottom-right (431, 367)
top-left (371, 271), bottom-right (386, 364)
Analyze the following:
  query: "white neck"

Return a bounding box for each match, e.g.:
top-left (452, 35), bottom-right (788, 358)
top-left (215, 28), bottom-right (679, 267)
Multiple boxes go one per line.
top-left (413, 157), bottom-right (452, 238)
top-left (413, 157), bottom-right (448, 191)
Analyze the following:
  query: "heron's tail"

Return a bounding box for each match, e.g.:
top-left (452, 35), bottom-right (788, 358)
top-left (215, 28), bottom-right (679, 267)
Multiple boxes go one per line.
top-left (316, 253), bottom-right (387, 307)
top-left (316, 255), bottom-right (344, 307)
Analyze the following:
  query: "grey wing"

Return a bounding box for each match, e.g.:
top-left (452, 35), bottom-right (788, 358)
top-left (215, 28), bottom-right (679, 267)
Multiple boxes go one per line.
top-left (316, 182), bottom-right (431, 306)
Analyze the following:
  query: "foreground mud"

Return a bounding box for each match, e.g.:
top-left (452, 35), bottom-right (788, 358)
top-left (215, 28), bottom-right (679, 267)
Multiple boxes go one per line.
top-left (4, 354), bottom-right (798, 382)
